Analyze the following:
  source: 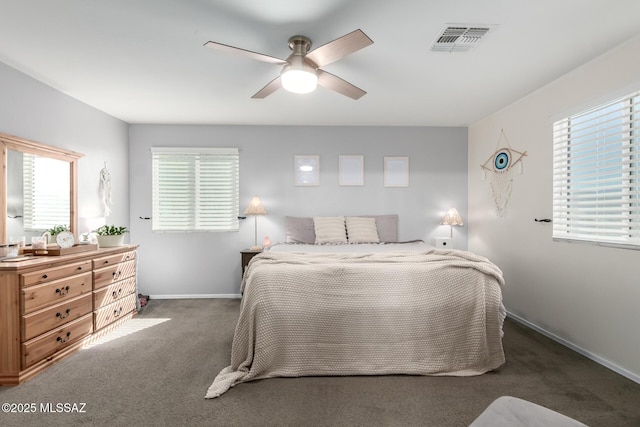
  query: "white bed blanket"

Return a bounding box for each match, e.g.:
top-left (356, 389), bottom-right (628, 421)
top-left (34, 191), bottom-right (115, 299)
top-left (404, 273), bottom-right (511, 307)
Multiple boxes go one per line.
top-left (206, 249), bottom-right (505, 398)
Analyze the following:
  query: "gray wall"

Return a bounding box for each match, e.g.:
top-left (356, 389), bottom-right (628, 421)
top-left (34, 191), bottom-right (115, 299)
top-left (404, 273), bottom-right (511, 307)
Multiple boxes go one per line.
top-left (129, 125), bottom-right (468, 297)
top-left (0, 62), bottom-right (130, 230)
top-left (468, 34), bottom-right (640, 381)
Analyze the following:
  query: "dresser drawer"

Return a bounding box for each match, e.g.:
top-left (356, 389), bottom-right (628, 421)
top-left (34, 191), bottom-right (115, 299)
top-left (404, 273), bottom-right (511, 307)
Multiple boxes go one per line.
top-left (21, 261), bottom-right (92, 287)
top-left (93, 260), bottom-right (136, 290)
top-left (93, 276), bottom-right (136, 309)
top-left (22, 272), bottom-right (92, 314)
top-left (22, 314), bottom-right (93, 369)
top-left (94, 293), bottom-right (137, 331)
top-left (22, 293), bottom-right (93, 341)
top-left (93, 251), bottom-right (136, 269)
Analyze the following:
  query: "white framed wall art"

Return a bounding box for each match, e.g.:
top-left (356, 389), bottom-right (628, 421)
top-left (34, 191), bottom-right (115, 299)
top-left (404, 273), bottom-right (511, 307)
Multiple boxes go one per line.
top-left (383, 156), bottom-right (409, 187)
top-left (294, 155), bottom-right (320, 186)
top-left (338, 155), bottom-right (364, 186)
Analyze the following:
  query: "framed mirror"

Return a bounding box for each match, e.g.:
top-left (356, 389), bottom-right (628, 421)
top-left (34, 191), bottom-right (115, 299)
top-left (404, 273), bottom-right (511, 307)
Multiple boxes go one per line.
top-left (1, 132), bottom-right (83, 244)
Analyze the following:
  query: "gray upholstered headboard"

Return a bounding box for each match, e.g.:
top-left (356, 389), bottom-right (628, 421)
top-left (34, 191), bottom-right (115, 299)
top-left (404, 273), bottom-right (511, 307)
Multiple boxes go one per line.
top-left (285, 215), bottom-right (398, 243)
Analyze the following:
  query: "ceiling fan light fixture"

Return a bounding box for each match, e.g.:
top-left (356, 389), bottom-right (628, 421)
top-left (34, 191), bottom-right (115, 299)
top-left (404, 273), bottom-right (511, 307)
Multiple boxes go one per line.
top-left (206, 30), bottom-right (372, 99)
top-left (281, 59), bottom-right (318, 94)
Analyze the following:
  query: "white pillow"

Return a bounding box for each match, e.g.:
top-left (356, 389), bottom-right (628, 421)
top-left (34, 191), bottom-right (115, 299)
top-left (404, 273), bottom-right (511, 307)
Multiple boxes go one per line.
top-left (313, 216), bottom-right (347, 244)
top-left (346, 217), bottom-right (380, 243)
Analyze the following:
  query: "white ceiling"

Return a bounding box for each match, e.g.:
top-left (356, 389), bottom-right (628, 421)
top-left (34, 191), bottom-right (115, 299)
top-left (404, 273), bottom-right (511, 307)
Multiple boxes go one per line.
top-left (1, 0), bottom-right (639, 127)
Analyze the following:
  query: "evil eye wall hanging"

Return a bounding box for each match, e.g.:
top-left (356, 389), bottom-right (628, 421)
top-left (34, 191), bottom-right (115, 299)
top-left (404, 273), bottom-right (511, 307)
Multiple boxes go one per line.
top-left (493, 149), bottom-right (511, 171)
top-left (480, 129), bottom-right (527, 216)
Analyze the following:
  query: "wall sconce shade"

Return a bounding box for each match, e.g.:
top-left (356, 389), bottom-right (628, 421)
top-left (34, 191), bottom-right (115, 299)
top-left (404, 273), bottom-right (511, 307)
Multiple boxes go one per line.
top-left (441, 207), bottom-right (463, 239)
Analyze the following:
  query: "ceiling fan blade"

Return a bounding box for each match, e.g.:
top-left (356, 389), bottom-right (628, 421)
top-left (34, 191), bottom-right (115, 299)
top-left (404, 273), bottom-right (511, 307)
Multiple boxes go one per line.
top-left (305, 29), bottom-right (373, 68)
top-left (204, 41), bottom-right (286, 65)
top-left (317, 69), bottom-right (366, 100)
top-left (251, 76), bottom-right (282, 99)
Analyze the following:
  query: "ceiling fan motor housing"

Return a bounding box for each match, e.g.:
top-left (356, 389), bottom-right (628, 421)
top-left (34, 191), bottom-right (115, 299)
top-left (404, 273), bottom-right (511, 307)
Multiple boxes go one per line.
top-left (288, 36), bottom-right (312, 53)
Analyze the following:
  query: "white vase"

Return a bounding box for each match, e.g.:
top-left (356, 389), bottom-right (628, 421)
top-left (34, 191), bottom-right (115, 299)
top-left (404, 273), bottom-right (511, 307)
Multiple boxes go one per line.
top-left (97, 234), bottom-right (125, 248)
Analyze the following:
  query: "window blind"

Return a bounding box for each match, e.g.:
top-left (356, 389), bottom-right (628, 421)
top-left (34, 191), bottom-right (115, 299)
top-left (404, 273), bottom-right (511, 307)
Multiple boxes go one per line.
top-left (23, 153), bottom-right (70, 231)
top-left (151, 147), bottom-right (239, 232)
top-left (552, 90), bottom-right (639, 249)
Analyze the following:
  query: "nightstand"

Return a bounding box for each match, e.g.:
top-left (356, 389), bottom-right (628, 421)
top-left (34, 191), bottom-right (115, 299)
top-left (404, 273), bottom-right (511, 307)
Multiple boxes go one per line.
top-left (241, 249), bottom-right (262, 278)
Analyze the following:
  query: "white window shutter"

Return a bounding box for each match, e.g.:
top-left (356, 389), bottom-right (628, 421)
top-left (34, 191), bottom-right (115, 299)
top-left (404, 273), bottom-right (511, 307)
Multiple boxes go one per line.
top-left (151, 147), bottom-right (239, 232)
top-left (552, 90), bottom-right (640, 249)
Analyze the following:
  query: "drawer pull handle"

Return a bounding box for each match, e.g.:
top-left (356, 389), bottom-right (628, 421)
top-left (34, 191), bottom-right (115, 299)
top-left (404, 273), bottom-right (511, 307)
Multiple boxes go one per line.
top-left (112, 271), bottom-right (122, 280)
top-left (103, 260), bottom-right (109, 264)
top-left (112, 289), bottom-right (122, 299)
top-left (113, 307), bottom-right (123, 317)
top-left (57, 332), bottom-right (71, 343)
top-left (77, 266), bottom-right (83, 271)
top-left (56, 286), bottom-right (70, 296)
top-left (56, 309), bottom-right (71, 319)
top-left (42, 274), bottom-right (48, 279)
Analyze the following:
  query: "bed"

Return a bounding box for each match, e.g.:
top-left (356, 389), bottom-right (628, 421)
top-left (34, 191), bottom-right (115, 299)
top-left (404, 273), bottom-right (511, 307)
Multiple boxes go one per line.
top-left (206, 215), bottom-right (505, 399)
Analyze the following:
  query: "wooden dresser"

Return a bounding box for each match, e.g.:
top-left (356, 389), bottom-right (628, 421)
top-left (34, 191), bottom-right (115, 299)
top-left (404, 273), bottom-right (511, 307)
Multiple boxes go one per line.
top-left (0, 245), bottom-right (138, 385)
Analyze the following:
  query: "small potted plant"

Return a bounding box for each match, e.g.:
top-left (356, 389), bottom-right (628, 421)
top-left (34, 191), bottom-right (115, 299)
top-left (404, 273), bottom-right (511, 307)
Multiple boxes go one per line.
top-left (42, 224), bottom-right (70, 244)
top-left (94, 225), bottom-right (129, 247)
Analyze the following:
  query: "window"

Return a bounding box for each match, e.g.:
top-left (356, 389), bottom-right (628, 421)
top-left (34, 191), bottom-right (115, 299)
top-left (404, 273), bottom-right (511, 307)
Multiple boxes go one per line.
top-left (23, 153), bottom-right (70, 231)
top-left (552, 90), bottom-right (639, 249)
top-left (151, 147), bottom-right (239, 232)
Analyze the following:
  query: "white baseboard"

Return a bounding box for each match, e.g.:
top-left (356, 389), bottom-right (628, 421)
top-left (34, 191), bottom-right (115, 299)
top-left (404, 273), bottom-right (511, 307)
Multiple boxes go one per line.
top-left (148, 294), bottom-right (241, 299)
top-left (507, 311), bottom-right (640, 385)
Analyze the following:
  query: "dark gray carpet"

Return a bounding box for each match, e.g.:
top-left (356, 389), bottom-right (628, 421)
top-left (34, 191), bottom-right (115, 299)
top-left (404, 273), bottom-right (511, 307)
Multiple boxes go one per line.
top-left (1, 299), bottom-right (639, 426)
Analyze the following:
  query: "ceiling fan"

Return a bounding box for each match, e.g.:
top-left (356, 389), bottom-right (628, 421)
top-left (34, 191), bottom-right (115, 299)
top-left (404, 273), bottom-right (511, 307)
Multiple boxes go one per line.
top-left (204, 29), bottom-right (373, 100)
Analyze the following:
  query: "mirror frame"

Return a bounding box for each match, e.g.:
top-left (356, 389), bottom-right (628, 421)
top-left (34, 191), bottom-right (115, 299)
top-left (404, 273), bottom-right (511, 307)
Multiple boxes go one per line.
top-left (0, 132), bottom-right (83, 243)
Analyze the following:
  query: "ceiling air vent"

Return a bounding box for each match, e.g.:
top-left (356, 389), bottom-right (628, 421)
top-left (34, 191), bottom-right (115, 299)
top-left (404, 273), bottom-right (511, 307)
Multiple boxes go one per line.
top-left (430, 25), bottom-right (494, 53)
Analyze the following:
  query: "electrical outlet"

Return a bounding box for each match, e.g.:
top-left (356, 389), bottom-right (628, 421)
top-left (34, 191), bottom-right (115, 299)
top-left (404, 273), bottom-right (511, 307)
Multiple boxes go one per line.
top-left (434, 237), bottom-right (451, 249)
